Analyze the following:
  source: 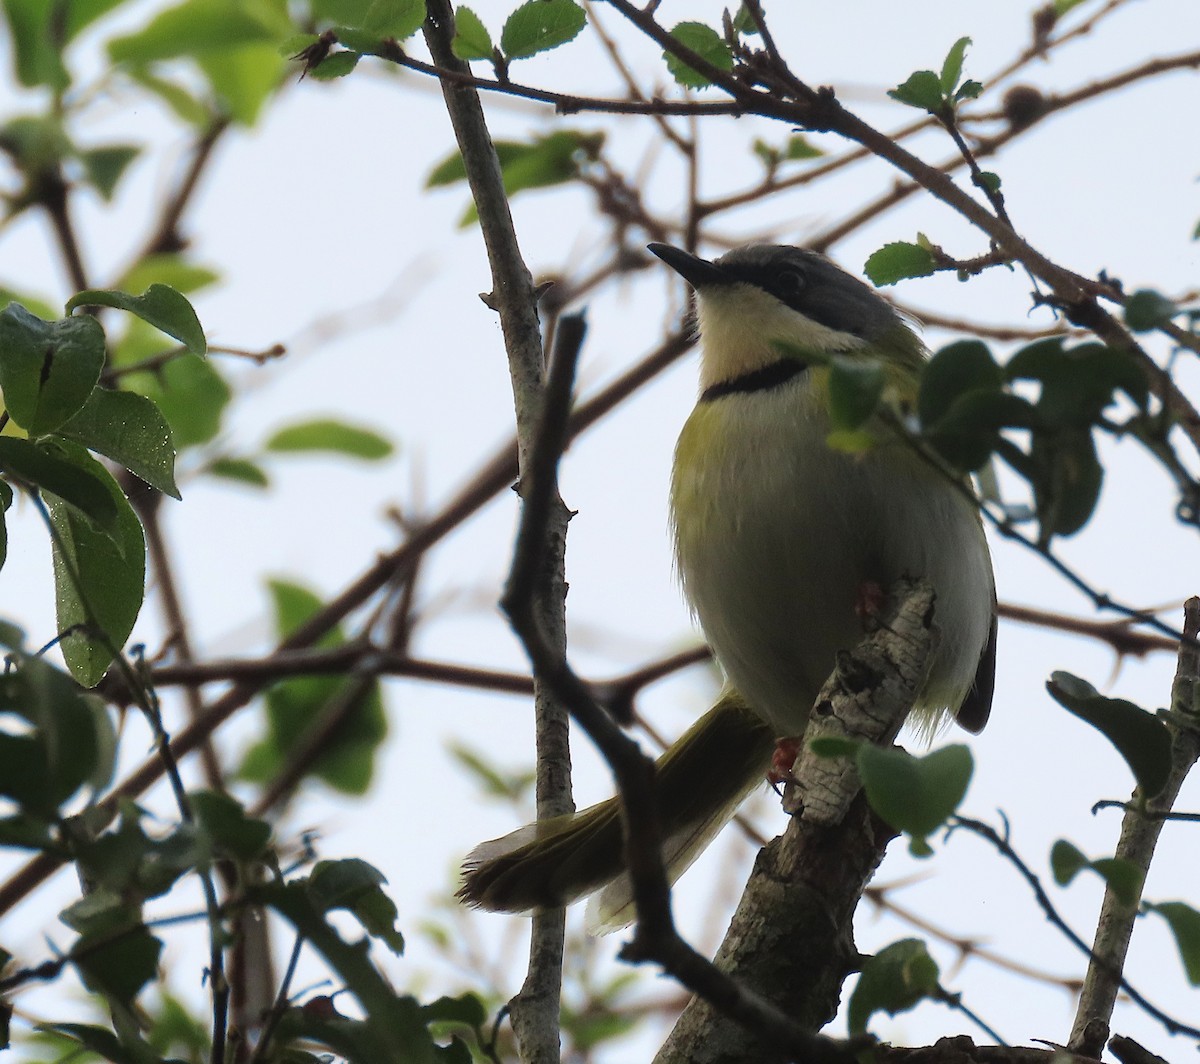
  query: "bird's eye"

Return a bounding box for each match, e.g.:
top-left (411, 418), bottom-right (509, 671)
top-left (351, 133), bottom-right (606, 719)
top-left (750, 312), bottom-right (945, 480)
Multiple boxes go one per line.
top-left (774, 267), bottom-right (806, 299)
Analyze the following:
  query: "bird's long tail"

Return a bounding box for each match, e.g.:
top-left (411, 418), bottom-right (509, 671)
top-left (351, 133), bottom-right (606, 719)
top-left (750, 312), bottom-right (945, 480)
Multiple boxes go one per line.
top-left (457, 690), bottom-right (775, 931)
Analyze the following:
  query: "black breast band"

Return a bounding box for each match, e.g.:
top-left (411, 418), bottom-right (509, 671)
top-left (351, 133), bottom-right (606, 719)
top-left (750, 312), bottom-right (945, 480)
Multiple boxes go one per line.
top-left (700, 358), bottom-right (808, 403)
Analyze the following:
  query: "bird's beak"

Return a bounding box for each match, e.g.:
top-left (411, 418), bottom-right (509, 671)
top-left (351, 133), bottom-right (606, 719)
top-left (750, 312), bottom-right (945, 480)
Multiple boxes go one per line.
top-left (647, 243), bottom-right (728, 289)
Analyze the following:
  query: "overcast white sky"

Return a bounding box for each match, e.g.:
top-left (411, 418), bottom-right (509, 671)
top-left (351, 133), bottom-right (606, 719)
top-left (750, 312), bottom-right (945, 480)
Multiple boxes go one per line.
top-left (1, 1), bottom-right (1199, 1058)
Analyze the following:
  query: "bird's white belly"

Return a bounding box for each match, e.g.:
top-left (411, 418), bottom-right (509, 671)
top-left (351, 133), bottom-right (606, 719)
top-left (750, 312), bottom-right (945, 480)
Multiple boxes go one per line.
top-left (671, 379), bottom-right (992, 737)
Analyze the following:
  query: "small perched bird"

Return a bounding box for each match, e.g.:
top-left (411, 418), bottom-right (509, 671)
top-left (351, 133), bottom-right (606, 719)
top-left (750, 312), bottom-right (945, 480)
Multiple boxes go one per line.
top-left (459, 243), bottom-right (997, 929)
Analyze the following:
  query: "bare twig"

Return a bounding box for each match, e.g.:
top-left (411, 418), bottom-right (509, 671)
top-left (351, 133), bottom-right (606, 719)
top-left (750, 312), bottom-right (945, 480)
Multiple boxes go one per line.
top-left (1068, 597), bottom-right (1200, 1053)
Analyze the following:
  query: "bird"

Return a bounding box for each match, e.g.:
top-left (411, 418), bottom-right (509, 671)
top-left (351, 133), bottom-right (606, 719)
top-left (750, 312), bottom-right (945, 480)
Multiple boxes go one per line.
top-left (458, 242), bottom-right (997, 929)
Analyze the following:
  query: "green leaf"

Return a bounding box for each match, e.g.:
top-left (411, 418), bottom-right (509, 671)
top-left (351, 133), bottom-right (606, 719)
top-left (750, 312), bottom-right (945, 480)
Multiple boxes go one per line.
top-left (1147, 902), bottom-right (1200, 985)
top-left (918, 340), bottom-right (1003, 428)
top-left (308, 858), bottom-right (405, 954)
top-left (785, 134), bottom-right (823, 160)
top-left (125, 65), bottom-right (212, 126)
top-left (189, 790), bottom-right (272, 860)
top-left (0, 652), bottom-right (116, 815)
top-left (939, 36), bottom-right (971, 95)
top-left (107, 0), bottom-right (284, 64)
top-left (124, 353), bottom-right (231, 449)
top-left (196, 41), bottom-right (285, 126)
top-left (864, 242), bottom-right (937, 286)
top-left (1029, 428), bottom-right (1102, 541)
top-left (955, 79), bottom-right (983, 103)
top-left (1124, 288), bottom-right (1177, 333)
top-left (888, 69), bottom-right (945, 113)
top-left (848, 938), bottom-right (940, 1034)
top-left (37, 1023), bottom-right (140, 1064)
top-left (58, 388), bottom-right (180, 499)
top-left (452, 7), bottom-right (493, 60)
top-left (500, 0), bottom-right (585, 59)
top-left (0, 437), bottom-right (118, 534)
top-left (74, 925), bottom-right (163, 1005)
top-left (361, 0), bottom-right (425, 39)
top-left (429, 131), bottom-right (603, 225)
top-left (1050, 840), bottom-right (1143, 904)
top-left (422, 993), bottom-right (487, 1028)
top-left (66, 285), bottom-right (206, 356)
top-left (858, 744), bottom-right (973, 856)
top-left (0, 303), bottom-right (105, 434)
top-left (311, 49), bottom-right (360, 79)
top-left (924, 391), bottom-right (1036, 473)
top-left (1006, 338), bottom-right (1148, 421)
top-left (266, 418), bottom-right (393, 460)
top-left (79, 146), bottom-right (140, 201)
top-left (208, 456), bottom-right (270, 487)
top-left (239, 580), bottom-right (387, 794)
top-left (828, 356), bottom-right (885, 430)
top-left (1046, 673), bottom-right (1171, 798)
top-left (46, 445), bottom-right (146, 687)
top-left (1, 0), bottom-right (70, 89)
top-left (117, 254), bottom-right (220, 298)
top-left (976, 170), bottom-right (1001, 194)
top-left (663, 21), bottom-right (732, 89)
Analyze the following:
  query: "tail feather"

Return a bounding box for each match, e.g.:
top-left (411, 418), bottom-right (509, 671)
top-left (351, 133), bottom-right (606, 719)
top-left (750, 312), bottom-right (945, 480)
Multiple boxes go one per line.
top-left (457, 691), bottom-right (775, 922)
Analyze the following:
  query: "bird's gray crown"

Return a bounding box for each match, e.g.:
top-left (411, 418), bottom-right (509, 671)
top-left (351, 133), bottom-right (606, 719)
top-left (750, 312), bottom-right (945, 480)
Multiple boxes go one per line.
top-left (713, 244), bottom-right (898, 341)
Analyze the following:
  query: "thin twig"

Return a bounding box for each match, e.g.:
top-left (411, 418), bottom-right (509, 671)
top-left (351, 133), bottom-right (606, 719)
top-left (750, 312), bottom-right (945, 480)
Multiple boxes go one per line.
top-left (948, 815), bottom-right (1200, 1041)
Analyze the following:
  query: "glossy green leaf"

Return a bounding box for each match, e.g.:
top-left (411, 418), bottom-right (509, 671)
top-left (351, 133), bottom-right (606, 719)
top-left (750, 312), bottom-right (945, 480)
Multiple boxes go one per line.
top-left (46, 446), bottom-right (146, 687)
top-left (1046, 672), bottom-right (1171, 797)
top-left (955, 79), bottom-right (983, 103)
top-left (208, 456), bottom-right (270, 487)
top-left (858, 744), bottom-right (973, 856)
top-left (0, 437), bottom-right (118, 534)
top-left (189, 790), bottom-right (272, 860)
top-left (939, 36), bottom-right (971, 94)
top-left (1124, 288), bottom-right (1177, 333)
top-left (848, 938), bottom-right (939, 1034)
top-left (67, 284), bottom-right (205, 356)
top-left (58, 388), bottom-right (180, 499)
top-left (864, 242), bottom-right (937, 286)
top-left (266, 418), bottom-right (393, 459)
top-left (501, 0), bottom-right (585, 59)
top-left (828, 357), bottom-right (885, 430)
top-left (1147, 902), bottom-right (1200, 984)
top-left (79, 145), bottom-right (140, 201)
top-left (663, 21), bottom-right (732, 88)
top-left (309, 858), bottom-right (404, 954)
top-left (888, 69), bottom-right (944, 113)
top-left (0, 303), bottom-right (105, 434)
top-left (452, 7), bottom-right (493, 60)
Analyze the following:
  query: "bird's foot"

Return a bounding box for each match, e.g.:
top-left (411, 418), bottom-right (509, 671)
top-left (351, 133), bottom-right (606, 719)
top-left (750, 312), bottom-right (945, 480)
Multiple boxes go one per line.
top-left (767, 735), bottom-right (803, 788)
